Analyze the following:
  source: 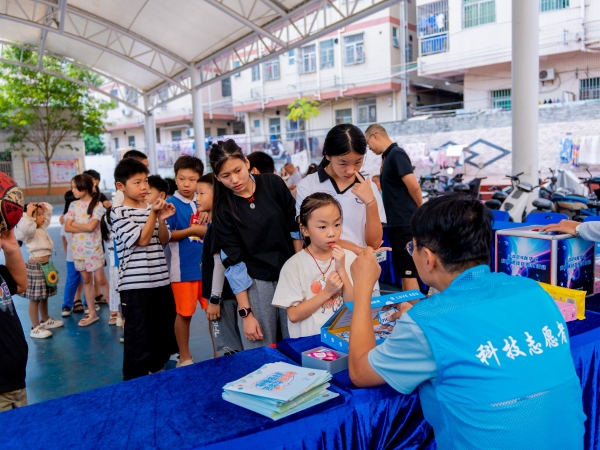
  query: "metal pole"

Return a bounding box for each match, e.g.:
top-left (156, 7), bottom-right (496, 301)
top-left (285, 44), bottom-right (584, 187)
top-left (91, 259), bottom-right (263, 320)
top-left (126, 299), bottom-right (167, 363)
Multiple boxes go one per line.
top-left (399, 1), bottom-right (407, 121)
top-left (143, 94), bottom-right (158, 175)
top-left (511, 0), bottom-right (539, 185)
top-left (190, 68), bottom-right (207, 165)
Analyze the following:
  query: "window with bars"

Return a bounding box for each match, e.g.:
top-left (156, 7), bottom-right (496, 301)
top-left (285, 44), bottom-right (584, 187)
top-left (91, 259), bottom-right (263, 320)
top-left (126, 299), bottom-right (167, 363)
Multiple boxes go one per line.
top-left (406, 43), bottom-right (414, 62)
top-left (128, 136), bottom-right (136, 148)
top-left (492, 89), bottom-right (511, 110)
top-left (540, 0), bottom-right (569, 12)
top-left (221, 78), bottom-right (232, 97)
top-left (417, 1), bottom-right (448, 56)
top-left (172, 130), bottom-right (182, 141)
top-left (335, 109), bottom-right (353, 125)
top-left (344, 33), bottom-right (364, 65)
top-left (580, 78), bottom-right (600, 100)
top-left (300, 44), bottom-right (316, 73)
top-left (357, 97), bottom-right (377, 124)
top-left (320, 39), bottom-right (335, 69)
top-left (217, 128), bottom-right (227, 136)
top-left (263, 59), bottom-right (280, 81)
top-left (252, 65), bottom-right (260, 81)
top-left (463, 0), bottom-right (496, 29)
top-left (269, 117), bottom-right (281, 138)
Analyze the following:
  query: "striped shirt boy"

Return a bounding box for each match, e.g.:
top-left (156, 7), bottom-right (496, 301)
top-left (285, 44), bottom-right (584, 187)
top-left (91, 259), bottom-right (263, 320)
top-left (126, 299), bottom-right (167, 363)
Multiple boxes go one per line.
top-left (111, 204), bottom-right (170, 291)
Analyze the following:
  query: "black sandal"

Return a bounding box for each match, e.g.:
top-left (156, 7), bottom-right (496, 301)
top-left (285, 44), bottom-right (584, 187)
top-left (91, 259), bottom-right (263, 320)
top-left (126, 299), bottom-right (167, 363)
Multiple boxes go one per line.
top-left (73, 299), bottom-right (84, 313)
top-left (95, 294), bottom-right (108, 304)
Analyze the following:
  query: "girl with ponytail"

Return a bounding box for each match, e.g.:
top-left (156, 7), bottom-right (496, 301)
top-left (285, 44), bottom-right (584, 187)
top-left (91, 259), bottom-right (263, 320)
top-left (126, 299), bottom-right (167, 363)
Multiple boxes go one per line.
top-left (64, 173), bottom-right (109, 327)
top-left (210, 139), bottom-right (303, 349)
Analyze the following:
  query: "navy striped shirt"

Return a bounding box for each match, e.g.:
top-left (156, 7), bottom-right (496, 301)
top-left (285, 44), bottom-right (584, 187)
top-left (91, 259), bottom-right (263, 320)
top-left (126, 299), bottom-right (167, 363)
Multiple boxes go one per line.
top-left (111, 204), bottom-right (170, 291)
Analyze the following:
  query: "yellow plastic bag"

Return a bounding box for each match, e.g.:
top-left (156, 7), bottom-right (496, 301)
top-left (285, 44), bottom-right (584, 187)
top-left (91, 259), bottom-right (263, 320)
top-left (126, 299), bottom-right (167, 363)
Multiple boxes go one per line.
top-left (538, 282), bottom-right (586, 320)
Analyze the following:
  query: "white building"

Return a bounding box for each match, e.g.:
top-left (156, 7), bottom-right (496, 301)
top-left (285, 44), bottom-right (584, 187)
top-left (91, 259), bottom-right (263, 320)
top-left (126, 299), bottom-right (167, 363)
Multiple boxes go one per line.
top-left (416, 0), bottom-right (600, 110)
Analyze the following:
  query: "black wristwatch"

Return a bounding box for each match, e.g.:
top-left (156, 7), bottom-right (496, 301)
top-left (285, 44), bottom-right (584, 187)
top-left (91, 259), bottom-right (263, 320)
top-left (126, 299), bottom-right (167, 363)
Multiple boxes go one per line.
top-left (209, 295), bottom-right (222, 305)
top-left (238, 307), bottom-right (253, 318)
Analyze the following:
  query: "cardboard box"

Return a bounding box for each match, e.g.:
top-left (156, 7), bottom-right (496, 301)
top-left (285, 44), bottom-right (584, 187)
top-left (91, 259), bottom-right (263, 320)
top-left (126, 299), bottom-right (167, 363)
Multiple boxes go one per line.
top-left (496, 225), bottom-right (595, 296)
top-left (539, 282), bottom-right (586, 320)
top-left (320, 290), bottom-right (426, 353)
top-left (301, 347), bottom-right (348, 374)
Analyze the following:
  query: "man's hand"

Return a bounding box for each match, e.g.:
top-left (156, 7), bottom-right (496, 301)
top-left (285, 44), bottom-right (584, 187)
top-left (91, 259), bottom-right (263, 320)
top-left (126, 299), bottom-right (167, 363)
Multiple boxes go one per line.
top-left (151, 198), bottom-right (167, 213)
top-left (390, 302), bottom-right (413, 321)
top-left (351, 247), bottom-right (382, 291)
top-left (158, 203), bottom-right (176, 221)
top-left (0, 229), bottom-right (20, 252)
top-left (332, 244), bottom-right (345, 272)
top-left (540, 220), bottom-right (579, 236)
top-left (243, 315), bottom-right (264, 341)
top-left (351, 175), bottom-right (375, 205)
top-left (324, 271), bottom-right (344, 297)
top-left (206, 303), bottom-right (221, 321)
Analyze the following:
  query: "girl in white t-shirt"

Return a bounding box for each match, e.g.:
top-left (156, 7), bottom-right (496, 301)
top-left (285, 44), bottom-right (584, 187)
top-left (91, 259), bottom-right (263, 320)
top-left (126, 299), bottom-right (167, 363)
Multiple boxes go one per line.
top-left (272, 193), bottom-right (356, 338)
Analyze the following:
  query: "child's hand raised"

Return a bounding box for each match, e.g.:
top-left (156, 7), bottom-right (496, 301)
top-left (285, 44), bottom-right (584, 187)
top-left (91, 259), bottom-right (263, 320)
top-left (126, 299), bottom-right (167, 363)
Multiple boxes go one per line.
top-left (158, 203), bottom-right (176, 221)
top-left (332, 244), bottom-right (345, 272)
top-left (151, 198), bottom-right (167, 212)
top-left (325, 271), bottom-right (343, 297)
top-left (351, 174), bottom-right (375, 205)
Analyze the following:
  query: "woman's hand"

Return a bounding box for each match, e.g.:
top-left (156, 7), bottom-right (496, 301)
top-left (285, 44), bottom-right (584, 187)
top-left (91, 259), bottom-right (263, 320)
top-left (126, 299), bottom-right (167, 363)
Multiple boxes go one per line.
top-left (540, 220), bottom-right (579, 236)
top-left (332, 244), bottom-right (345, 272)
top-left (351, 175), bottom-right (375, 204)
top-left (243, 314), bottom-right (264, 341)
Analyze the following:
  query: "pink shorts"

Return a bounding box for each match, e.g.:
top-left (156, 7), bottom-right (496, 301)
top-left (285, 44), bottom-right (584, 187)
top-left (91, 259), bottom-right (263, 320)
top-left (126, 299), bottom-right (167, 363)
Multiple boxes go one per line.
top-left (74, 257), bottom-right (105, 273)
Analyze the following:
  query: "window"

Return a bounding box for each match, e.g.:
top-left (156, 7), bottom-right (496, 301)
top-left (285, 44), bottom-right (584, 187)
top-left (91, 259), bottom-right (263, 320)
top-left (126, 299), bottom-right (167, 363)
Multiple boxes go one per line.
top-left (221, 78), bottom-right (232, 97)
top-left (114, 137), bottom-right (119, 150)
top-left (269, 117), bottom-right (281, 138)
top-left (406, 43), bottom-right (414, 62)
top-left (344, 33), bottom-right (364, 65)
top-left (492, 89), bottom-right (511, 110)
top-left (463, 0), bottom-right (496, 29)
top-left (580, 78), bottom-right (600, 100)
top-left (156, 129), bottom-right (161, 144)
top-left (125, 87), bottom-right (139, 105)
top-left (128, 136), bottom-right (136, 148)
top-left (392, 27), bottom-right (400, 48)
top-left (335, 109), bottom-right (352, 125)
top-left (417, 1), bottom-right (449, 55)
top-left (263, 59), bottom-right (280, 81)
top-left (252, 65), bottom-right (261, 81)
top-left (541, 0), bottom-right (569, 12)
top-left (110, 89), bottom-right (119, 108)
top-left (253, 119), bottom-right (261, 135)
top-left (357, 97), bottom-right (376, 124)
top-left (217, 128), bottom-right (227, 136)
top-left (286, 118), bottom-right (305, 141)
top-left (172, 130), bottom-right (182, 141)
top-left (300, 44), bottom-right (316, 73)
top-left (205, 127), bottom-right (211, 137)
top-left (288, 49), bottom-right (295, 65)
top-left (320, 39), bottom-right (335, 69)
top-left (234, 61), bottom-right (241, 77)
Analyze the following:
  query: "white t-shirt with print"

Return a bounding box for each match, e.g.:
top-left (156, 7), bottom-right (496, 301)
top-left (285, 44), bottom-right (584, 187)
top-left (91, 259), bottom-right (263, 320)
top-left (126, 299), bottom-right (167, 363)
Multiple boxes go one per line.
top-left (272, 249), bottom-right (357, 338)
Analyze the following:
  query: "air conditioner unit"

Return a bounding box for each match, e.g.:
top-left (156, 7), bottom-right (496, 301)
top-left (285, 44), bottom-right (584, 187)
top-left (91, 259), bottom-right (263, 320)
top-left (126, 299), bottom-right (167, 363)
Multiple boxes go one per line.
top-left (186, 127), bottom-right (194, 138)
top-left (539, 68), bottom-right (555, 82)
top-left (122, 107), bottom-right (132, 117)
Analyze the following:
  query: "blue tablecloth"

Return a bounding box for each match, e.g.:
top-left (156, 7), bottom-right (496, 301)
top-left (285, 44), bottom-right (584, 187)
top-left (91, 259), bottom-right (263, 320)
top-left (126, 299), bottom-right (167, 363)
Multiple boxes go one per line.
top-left (0, 311), bottom-right (598, 450)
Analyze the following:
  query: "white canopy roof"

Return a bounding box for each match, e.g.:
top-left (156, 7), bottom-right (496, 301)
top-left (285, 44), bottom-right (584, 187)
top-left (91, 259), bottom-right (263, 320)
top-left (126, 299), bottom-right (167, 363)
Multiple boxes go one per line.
top-left (0, 0), bottom-right (399, 112)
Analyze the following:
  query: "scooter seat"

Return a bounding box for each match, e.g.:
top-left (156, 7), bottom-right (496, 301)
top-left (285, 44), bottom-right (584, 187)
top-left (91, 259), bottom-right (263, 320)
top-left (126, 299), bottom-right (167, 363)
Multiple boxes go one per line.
top-left (557, 201), bottom-right (588, 211)
top-left (492, 191), bottom-right (508, 201)
top-left (532, 198), bottom-right (554, 210)
top-left (485, 199), bottom-right (502, 210)
top-left (453, 183), bottom-right (471, 193)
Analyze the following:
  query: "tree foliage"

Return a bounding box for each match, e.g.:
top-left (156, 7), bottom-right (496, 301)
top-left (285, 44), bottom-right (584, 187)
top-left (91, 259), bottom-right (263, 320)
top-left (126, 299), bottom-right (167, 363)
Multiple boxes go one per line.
top-left (0, 45), bottom-right (112, 193)
top-left (286, 97), bottom-right (320, 122)
top-left (83, 133), bottom-right (105, 154)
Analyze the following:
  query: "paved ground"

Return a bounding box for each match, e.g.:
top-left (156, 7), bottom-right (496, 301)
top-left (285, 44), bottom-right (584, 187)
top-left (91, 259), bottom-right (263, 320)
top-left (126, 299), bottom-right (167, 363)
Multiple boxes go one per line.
top-left (1, 206), bottom-right (401, 405)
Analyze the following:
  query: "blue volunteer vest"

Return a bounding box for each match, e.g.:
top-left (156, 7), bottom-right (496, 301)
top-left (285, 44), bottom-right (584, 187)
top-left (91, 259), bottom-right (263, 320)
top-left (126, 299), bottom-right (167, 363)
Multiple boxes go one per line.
top-left (409, 265), bottom-right (585, 450)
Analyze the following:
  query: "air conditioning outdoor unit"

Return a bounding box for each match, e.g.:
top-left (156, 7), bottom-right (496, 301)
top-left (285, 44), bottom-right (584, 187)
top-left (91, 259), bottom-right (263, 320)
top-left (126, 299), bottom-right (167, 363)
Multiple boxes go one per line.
top-left (539, 68), bottom-right (555, 82)
top-left (122, 107), bottom-right (132, 117)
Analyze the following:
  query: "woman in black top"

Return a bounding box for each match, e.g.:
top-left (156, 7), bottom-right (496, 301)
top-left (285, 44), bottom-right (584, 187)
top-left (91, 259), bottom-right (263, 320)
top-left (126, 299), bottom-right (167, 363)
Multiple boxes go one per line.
top-left (210, 140), bottom-right (303, 349)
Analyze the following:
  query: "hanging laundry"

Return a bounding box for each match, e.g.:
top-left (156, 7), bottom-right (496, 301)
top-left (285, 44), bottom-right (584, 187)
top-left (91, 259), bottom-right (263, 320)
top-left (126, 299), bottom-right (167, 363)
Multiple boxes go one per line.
top-left (419, 16), bottom-right (428, 35)
top-left (436, 13), bottom-right (445, 31)
top-left (428, 14), bottom-right (436, 33)
top-left (559, 137), bottom-right (572, 164)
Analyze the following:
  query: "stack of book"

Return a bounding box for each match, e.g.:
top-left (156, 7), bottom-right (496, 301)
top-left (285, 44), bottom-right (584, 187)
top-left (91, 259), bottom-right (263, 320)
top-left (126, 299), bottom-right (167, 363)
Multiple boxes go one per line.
top-left (222, 361), bottom-right (338, 420)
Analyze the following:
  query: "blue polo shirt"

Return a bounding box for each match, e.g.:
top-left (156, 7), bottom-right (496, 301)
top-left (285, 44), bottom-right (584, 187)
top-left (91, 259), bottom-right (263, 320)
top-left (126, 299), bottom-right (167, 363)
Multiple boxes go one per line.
top-left (369, 265), bottom-right (585, 450)
top-left (166, 192), bottom-right (203, 282)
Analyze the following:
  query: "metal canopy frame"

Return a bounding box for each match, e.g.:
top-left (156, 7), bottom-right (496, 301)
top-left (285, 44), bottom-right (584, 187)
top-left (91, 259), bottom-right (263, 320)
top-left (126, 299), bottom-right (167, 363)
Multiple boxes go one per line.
top-left (1, 0), bottom-right (401, 113)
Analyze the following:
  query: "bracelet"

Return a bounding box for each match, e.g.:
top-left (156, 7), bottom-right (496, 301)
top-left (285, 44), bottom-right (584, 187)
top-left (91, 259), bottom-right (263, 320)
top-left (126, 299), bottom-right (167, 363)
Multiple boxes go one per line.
top-left (365, 197), bottom-right (376, 206)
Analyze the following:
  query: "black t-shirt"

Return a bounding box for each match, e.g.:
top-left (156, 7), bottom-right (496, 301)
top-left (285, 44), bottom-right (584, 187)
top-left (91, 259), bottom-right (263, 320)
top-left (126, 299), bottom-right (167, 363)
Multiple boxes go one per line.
top-left (381, 143), bottom-right (418, 227)
top-left (0, 265), bottom-right (28, 393)
top-left (215, 174), bottom-right (299, 281)
top-left (202, 224), bottom-right (235, 300)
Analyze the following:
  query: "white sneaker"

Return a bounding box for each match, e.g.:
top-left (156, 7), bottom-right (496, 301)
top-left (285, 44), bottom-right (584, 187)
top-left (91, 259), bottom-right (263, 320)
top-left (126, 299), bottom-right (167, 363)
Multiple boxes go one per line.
top-left (40, 317), bottom-right (64, 329)
top-left (30, 325), bottom-right (52, 339)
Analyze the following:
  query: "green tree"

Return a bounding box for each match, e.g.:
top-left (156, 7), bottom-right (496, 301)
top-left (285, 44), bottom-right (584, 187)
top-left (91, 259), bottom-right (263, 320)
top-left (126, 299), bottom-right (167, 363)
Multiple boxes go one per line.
top-left (83, 133), bottom-right (105, 155)
top-left (286, 97), bottom-right (320, 152)
top-left (0, 45), bottom-right (112, 193)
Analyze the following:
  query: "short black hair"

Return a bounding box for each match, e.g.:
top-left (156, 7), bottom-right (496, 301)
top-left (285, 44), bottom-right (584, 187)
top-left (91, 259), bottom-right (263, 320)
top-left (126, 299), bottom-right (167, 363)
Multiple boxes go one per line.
top-left (83, 169), bottom-right (101, 181)
top-left (164, 177), bottom-right (177, 196)
top-left (114, 158), bottom-right (149, 186)
top-left (123, 149), bottom-right (148, 162)
top-left (174, 155), bottom-right (204, 177)
top-left (148, 175), bottom-right (169, 194)
top-left (198, 172), bottom-right (215, 186)
top-left (410, 193), bottom-right (492, 273)
top-left (247, 151), bottom-right (275, 174)
top-left (63, 190), bottom-right (76, 215)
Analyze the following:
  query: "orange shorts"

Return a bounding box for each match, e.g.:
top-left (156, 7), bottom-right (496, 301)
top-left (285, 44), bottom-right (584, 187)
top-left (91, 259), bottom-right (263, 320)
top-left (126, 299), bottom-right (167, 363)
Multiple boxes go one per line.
top-left (171, 281), bottom-right (208, 316)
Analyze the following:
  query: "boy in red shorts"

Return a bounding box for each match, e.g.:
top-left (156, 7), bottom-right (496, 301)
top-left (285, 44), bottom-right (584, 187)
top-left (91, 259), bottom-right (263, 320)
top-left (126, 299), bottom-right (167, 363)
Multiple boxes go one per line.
top-left (166, 156), bottom-right (206, 367)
